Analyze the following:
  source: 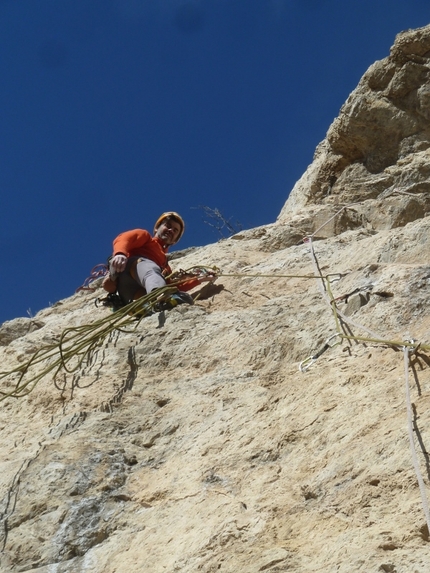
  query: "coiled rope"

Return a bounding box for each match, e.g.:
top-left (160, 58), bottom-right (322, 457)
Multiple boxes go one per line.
top-left (0, 285), bottom-right (179, 401)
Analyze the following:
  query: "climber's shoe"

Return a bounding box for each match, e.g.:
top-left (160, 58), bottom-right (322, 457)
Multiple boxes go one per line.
top-left (156, 291), bottom-right (194, 311)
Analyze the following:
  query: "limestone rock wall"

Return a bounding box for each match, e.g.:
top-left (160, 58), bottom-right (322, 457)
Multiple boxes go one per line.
top-left (279, 25), bottom-right (430, 238)
top-left (0, 25), bottom-right (429, 573)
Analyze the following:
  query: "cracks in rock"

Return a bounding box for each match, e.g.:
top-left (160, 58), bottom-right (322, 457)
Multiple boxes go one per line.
top-left (0, 411), bottom-right (89, 560)
top-left (47, 411), bottom-right (88, 439)
top-left (99, 346), bottom-right (139, 413)
top-left (0, 445), bottom-right (44, 554)
top-left (2, 445), bottom-right (137, 570)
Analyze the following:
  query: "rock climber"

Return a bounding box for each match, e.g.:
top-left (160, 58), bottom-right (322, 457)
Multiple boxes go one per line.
top-left (103, 212), bottom-right (195, 308)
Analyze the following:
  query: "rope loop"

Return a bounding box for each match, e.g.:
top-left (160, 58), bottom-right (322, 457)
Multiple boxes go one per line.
top-left (76, 264), bottom-right (109, 292)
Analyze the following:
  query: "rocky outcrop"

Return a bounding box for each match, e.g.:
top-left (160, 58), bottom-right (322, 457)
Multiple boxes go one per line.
top-left (279, 25), bottom-right (430, 239)
top-left (0, 25), bottom-right (429, 573)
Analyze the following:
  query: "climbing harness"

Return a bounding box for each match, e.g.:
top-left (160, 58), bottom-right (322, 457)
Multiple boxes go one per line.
top-left (94, 265), bottom-right (220, 312)
top-left (95, 292), bottom-right (125, 311)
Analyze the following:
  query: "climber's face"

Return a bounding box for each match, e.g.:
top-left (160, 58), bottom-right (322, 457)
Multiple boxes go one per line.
top-left (155, 218), bottom-right (182, 246)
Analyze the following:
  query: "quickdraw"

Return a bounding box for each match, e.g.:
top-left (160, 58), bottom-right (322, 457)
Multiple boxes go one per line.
top-left (299, 333), bottom-right (343, 372)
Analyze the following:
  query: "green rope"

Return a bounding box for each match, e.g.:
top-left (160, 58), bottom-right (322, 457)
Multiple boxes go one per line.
top-left (1, 261), bottom-right (428, 400)
top-left (218, 272), bottom-right (344, 280)
top-left (0, 285), bottom-right (178, 401)
top-left (340, 334), bottom-right (430, 351)
top-left (324, 276), bottom-right (343, 336)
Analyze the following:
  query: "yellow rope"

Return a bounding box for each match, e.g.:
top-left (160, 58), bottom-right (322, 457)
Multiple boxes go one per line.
top-left (0, 285), bottom-right (178, 401)
top-left (324, 276), bottom-right (343, 336)
top-left (300, 235), bottom-right (430, 361)
top-left (1, 250), bottom-right (429, 402)
top-left (340, 334), bottom-right (429, 351)
top-left (218, 272), bottom-right (343, 280)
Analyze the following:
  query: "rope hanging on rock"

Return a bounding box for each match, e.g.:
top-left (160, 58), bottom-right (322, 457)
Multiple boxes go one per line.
top-left (404, 345), bottom-right (430, 536)
top-left (0, 266), bottom-right (221, 402)
top-left (298, 232), bottom-right (430, 369)
top-left (297, 206), bottom-right (430, 534)
top-left (0, 285), bottom-right (179, 402)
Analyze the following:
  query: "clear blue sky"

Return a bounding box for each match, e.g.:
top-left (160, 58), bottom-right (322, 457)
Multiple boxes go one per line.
top-left (1, 0), bottom-right (429, 322)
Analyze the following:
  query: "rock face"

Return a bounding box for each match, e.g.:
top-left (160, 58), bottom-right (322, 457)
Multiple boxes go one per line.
top-left (0, 26), bottom-right (430, 573)
top-left (279, 25), bottom-right (430, 237)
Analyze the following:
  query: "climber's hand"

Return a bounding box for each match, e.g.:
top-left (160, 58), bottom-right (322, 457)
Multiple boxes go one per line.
top-left (110, 254), bottom-right (127, 272)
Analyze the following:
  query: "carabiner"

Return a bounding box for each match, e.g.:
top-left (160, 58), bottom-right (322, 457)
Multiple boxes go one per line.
top-left (299, 333), bottom-right (343, 372)
top-left (299, 355), bottom-right (317, 373)
top-left (325, 333), bottom-right (343, 348)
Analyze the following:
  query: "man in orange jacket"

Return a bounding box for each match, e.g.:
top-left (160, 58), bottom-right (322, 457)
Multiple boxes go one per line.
top-left (105, 212), bottom-right (194, 308)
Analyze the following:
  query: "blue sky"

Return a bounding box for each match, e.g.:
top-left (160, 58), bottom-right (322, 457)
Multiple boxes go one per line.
top-left (1, 0), bottom-right (429, 322)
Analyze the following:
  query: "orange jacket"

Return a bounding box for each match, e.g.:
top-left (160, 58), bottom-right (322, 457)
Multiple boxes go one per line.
top-left (113, 229), bottom-right (169, 271)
